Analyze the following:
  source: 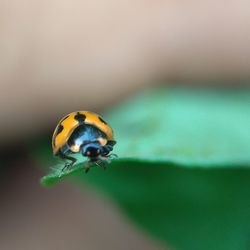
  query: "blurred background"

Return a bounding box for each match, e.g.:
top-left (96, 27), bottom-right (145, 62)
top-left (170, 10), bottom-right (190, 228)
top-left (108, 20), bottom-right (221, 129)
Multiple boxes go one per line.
top-left (1, 0), bottom-right (250, 249)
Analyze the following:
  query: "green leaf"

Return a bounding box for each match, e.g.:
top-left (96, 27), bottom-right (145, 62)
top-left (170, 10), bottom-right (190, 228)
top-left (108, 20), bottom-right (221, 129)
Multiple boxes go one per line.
top-left (36, 88), bottom-right (250, 250)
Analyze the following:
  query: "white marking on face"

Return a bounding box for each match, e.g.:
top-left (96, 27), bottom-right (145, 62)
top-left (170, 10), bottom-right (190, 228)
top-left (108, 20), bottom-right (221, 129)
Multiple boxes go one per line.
top-left (71, 144), bottom-right (80, 152)
top-left (97, 137), bottom-right (107, 146)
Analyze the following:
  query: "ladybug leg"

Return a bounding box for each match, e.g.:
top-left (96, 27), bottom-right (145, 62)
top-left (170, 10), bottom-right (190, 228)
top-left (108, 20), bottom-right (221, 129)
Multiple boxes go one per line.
top-left (83, 161), bottom-right (91, 173)
top-left (101, 145), bottom-right (113, 157)
top-left (94, 160), bottom-right (104, 169)
top-left (62, 161), bottom-right (75, 172)
top-left (63, 157), bottom-right (77, 169)
top-left (94, 156), bottom-right (111, 168)
top-left (83, 157), bottom-right (102, 173)
top-left (58, 151), bottom-right (77, 172)
top-left (108, 153), bottom-right (118, 159)
top-left (101, 145), bottom-right (117, 161)
top-left (84, 166), bottom-right (90, 173)
top-left (95, 159), bottom-right (107, 170)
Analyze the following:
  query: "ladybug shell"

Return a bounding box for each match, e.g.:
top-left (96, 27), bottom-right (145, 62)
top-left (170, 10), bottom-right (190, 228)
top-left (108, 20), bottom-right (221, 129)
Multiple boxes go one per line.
top-left (52, 111), bottom-right (114, 155)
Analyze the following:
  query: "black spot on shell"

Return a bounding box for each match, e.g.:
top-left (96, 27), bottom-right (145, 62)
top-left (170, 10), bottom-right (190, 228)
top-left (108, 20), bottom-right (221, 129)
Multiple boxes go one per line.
top-left (53, 115), bottom-right (69, 146)
top-left (98, 116), bottom-right (107, 125)
top-left (74, 112), bottom-right (86, 123)
top-left (55, 124), bottom-right (64, 135)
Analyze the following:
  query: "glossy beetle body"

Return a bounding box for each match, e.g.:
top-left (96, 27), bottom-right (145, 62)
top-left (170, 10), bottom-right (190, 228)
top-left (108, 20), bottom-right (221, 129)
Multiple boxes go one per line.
top-left (52, 111), bottom-right (116, 172)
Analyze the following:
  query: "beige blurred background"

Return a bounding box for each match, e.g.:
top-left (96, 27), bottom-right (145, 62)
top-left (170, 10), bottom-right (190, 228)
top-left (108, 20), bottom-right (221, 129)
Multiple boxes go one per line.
top-left (1, 0), bottom-right (250, 141)
top-left (1, 0), bottom-right (250, 249)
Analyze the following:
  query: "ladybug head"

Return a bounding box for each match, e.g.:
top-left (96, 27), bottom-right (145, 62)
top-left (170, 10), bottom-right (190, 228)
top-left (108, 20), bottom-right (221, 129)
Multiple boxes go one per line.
top-left (82, 142), bottom-right (102, 159)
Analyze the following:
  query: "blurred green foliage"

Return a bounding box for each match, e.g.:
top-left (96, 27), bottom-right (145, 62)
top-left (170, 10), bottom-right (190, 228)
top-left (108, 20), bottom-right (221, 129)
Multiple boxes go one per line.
top-left (36, 88), bottom-right (250, 250)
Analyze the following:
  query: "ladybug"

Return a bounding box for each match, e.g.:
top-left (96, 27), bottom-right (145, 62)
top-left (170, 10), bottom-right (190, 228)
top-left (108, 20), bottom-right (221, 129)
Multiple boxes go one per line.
top-left (52, 111), bottom-right (116, 173)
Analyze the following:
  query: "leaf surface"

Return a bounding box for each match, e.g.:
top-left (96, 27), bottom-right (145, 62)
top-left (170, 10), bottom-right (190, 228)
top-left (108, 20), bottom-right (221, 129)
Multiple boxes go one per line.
top-left (37, 88), bottom-right (250, 250)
